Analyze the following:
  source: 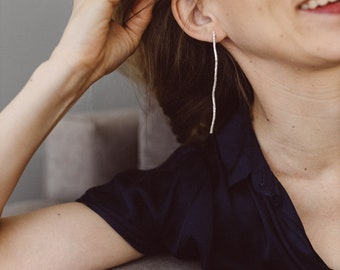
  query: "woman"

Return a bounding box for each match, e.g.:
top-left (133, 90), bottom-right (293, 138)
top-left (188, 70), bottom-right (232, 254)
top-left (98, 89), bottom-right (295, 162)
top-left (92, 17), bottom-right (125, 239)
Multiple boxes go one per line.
top-left (0, 0), bottom-right (339, 269)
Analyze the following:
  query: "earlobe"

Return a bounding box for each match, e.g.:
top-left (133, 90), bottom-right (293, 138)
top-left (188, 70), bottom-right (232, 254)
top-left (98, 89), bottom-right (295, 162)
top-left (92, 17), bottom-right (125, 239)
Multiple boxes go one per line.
top-left (171, 0), bottom-right (226, 42)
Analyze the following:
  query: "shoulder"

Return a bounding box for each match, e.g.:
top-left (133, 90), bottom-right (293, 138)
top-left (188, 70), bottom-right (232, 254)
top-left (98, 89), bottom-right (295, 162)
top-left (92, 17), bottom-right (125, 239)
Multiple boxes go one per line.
top-left (114, 144), bottom-right (213, 196)
top-left (77, 144), bottom-right (214, 254)
top-left (156, 144), bottom-right (211, 173)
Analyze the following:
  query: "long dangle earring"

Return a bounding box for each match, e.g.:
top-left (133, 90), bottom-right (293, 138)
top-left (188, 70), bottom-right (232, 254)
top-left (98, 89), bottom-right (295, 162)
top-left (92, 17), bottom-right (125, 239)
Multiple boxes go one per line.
top-left (209, 31), bottom-right (218, 134)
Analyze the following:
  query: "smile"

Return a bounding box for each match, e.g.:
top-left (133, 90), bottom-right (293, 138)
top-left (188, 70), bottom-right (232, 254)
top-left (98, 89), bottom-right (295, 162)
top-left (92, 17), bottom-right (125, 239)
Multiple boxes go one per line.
top-left (300, 0), bottom-right (340, 10)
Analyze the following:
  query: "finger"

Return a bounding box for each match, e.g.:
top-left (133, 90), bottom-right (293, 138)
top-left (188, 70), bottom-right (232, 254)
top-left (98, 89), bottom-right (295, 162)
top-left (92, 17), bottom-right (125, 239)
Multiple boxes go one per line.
top-left (124, 0), bottom-right (155, 42)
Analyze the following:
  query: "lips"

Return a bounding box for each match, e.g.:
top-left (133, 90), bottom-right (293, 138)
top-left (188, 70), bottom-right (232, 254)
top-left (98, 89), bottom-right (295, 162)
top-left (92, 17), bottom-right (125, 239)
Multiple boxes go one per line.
top-left (299, 0), bottom-right (340, 10)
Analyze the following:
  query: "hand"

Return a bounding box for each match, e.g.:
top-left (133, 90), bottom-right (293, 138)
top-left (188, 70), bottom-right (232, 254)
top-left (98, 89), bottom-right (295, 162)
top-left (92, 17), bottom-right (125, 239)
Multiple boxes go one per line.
top-left (51, 0), bottom-right (154, 85)
top-left (0, 0), bottom-right (154, 213)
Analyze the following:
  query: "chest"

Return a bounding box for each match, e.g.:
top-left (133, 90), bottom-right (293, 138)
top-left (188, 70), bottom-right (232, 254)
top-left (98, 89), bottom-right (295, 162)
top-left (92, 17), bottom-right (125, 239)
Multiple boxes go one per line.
top-left (280, 179), bottom-right (340, 270)
top-left (209, 179), bottom-right (337, 269)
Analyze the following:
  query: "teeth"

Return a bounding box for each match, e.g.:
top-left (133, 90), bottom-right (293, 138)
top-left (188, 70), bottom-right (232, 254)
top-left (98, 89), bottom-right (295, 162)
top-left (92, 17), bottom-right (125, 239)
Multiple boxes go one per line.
top-left (301, 0), bottom-right (338, 10)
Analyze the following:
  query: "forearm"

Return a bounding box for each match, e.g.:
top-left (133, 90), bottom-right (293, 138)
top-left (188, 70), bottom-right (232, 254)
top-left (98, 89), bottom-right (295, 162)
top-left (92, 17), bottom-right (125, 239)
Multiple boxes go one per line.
top-left (0, 59), bottom-right (90, 214)
top-left (0, 0), bottom-right (154, 216)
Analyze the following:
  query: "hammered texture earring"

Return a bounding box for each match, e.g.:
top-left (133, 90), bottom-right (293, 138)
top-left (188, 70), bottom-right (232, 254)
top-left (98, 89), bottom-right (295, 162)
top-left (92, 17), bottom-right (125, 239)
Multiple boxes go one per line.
top-left (209, 31), bottom-right (218, 134)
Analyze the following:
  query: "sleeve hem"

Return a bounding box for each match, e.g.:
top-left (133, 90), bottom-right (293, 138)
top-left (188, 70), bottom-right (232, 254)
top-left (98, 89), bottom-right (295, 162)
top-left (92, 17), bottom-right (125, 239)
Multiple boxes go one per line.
top-left (76, 199), bottom-right (163, 255)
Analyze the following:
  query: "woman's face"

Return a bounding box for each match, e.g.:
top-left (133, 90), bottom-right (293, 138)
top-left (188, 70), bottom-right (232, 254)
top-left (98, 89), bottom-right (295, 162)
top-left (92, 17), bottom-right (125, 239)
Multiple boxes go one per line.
top-left (211, 0), bottom-right (340, 69)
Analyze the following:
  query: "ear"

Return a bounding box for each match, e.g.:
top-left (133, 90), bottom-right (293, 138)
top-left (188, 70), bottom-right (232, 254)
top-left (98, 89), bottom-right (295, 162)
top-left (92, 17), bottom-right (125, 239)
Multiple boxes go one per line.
top-left (171, 0), bottom-right (226, 43)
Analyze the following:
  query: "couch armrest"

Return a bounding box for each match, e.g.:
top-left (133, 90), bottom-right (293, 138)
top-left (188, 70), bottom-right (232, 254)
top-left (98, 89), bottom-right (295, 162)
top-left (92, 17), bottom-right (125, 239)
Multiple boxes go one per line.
top-left (44, 109), bottom-right (139, 202)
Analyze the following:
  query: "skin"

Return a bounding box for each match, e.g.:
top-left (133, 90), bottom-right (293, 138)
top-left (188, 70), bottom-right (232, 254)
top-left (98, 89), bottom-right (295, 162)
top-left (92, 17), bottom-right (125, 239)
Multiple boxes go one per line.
top-left (172, 0), bottom-right (340, 268)
top-left (0, 0), bottom-right (154, 268)
top-left (217, 3), bottom-right (340, 268)
top-left (0, 0), bottom-right (339, 269)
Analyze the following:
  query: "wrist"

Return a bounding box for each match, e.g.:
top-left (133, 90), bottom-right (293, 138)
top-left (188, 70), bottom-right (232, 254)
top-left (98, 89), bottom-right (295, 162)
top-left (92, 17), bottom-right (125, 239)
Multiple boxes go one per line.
top-left (24, 60), bottom-right (89, 112)
top-left (43, 55), bottom-right (94, 100)
top-left (49, 45), bottom-right (100, 85)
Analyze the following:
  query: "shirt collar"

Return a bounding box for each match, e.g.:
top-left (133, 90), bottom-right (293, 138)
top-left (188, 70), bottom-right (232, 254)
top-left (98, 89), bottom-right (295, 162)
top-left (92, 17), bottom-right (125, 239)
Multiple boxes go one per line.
top-left (214, 109), bottom-right (276, 195)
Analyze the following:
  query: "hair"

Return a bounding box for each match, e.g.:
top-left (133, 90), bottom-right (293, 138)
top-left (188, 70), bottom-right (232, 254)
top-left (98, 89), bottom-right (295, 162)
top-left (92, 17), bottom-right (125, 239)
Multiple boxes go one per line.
top-left (117, 0), bottom-right (254, 146)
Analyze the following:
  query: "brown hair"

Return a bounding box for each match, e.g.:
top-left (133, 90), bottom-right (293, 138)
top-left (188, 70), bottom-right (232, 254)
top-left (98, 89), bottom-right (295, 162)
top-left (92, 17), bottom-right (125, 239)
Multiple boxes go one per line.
top-left (117, 0), bottom-right (253, 146)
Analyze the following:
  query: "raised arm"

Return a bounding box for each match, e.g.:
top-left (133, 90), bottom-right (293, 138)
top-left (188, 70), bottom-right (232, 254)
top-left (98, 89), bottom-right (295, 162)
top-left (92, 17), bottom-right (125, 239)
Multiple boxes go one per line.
top-left (0, 0), bottom-right (153, 215)
top-left (0, 0), bottom-right (154, 268)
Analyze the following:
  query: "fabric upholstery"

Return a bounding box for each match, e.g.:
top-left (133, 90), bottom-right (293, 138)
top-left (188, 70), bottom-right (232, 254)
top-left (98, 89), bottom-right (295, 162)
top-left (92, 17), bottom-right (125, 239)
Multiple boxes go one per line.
top-left (4, 106), bottom-right (200, 269)
top-left (45, 109), bottom-right (139, 202)
top-left (138, 98), bottom-right (180, 170)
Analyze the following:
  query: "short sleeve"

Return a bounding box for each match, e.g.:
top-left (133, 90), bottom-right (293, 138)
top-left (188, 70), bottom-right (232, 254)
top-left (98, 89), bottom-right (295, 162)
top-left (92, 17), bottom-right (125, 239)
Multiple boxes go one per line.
top-left (76, 145), bottom-right (213, 257)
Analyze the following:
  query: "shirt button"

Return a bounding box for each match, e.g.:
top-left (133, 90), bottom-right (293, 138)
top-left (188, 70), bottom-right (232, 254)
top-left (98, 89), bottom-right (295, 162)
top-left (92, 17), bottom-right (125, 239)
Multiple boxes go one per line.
top-left (259, 176), bottom-right (265, 187)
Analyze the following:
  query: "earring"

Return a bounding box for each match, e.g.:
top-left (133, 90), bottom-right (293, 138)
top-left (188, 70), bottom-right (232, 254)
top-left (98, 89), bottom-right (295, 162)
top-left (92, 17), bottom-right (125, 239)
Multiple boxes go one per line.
top-left (209, 31), bottom-right (218, 134)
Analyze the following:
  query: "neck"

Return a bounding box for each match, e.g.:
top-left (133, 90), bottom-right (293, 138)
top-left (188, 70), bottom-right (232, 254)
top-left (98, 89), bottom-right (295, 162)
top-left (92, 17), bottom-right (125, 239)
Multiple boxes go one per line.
top-left (248, 64), bottom-right (340, 181)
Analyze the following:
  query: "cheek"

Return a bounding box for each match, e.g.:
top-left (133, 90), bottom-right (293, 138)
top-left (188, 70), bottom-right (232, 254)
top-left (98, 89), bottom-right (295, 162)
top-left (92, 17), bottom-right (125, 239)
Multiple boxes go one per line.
top-left (217, 4), bottom-right (307, 64)
top-left (223, 11), bottom-right (300, 60)
top-left (217, 1), bottom-right (293, 57)
top-left (218, 7), bottom-right (277, 53)
top-left (224, 20), bottom-right (281, 58)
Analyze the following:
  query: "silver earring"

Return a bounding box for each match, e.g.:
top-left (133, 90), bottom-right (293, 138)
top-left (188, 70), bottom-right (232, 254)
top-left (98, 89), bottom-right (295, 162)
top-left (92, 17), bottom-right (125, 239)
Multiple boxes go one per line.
top-left (209, 31), bottom-right (218, 134)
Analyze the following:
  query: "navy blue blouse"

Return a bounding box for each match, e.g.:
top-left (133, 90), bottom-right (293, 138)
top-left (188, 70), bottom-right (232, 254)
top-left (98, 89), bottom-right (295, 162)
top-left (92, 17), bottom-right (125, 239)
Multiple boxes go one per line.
top-left (77, 110), bottom-right (330, 270)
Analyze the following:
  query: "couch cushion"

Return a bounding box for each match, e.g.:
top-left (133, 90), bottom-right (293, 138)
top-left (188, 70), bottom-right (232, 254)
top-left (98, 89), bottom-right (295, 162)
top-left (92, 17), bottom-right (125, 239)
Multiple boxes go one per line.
top-left (45, 109), bottom-right (139, 202)
top-left (2, 199), bottom-right (57, 217)
top-left (138, 98), bottom-right (180, 170)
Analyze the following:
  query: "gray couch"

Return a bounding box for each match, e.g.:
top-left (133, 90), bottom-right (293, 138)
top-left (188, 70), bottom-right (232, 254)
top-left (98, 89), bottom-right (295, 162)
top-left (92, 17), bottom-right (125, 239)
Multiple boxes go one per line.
top-left (3, 102), bottom-right (200, 269)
